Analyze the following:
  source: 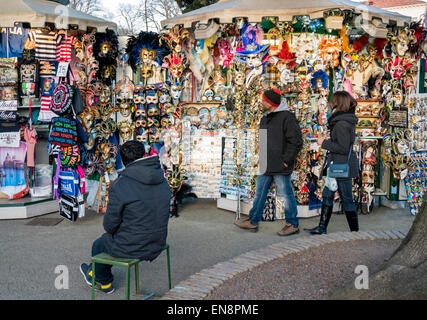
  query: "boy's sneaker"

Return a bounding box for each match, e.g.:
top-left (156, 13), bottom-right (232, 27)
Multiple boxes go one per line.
top-left (80, 263), bottom-right (115, 294)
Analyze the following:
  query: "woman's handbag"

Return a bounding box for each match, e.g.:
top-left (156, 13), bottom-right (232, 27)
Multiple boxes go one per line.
top-left (328, 144), bottom-right (354, 179)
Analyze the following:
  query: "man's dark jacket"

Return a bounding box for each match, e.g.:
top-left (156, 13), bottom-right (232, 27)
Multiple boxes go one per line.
top-left (322, 110), bottom-right (360, 179)
top-left (259, 102), bottom-right (303, 175)
top-left (102, 155), bottom-right (172, 261)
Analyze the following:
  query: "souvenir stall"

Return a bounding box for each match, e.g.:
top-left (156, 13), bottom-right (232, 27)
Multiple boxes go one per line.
top-left (114, 0), bottom-right (423, 218)
top-left (0, 0), bottom-right (118, 220)
top-left (153, 0), bottom-right (427, 219)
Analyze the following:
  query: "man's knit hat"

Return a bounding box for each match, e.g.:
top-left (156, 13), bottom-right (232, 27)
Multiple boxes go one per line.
top-left (262, 89), bottom-right (281, 107)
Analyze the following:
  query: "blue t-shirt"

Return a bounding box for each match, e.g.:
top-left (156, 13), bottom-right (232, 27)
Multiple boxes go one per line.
top-left (0, 23), bottom-right (29, 58)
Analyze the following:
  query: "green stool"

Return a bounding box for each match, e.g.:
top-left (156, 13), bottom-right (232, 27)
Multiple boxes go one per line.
top-left (91, 244), bottom-right (171, 300)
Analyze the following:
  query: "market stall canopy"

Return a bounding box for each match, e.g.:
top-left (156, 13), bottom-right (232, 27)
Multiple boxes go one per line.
top-left (161, 0), bottom-right (411, 28)
top-left (0, 0), bottom-right (117, 32)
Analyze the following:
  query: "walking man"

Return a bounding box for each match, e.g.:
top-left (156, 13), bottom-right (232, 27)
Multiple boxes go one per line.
top-left (234, 89), bottom-right (303, 235)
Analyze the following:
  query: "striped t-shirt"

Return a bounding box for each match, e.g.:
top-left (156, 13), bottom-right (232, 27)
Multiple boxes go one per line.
top-left (28, 30), bottom-right (62, 61)
top-left (56, 34), bottom-right (76, 62)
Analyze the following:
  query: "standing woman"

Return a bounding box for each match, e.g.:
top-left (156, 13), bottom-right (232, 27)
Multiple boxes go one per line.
top-left (305, 91), bottom-right (360, 234)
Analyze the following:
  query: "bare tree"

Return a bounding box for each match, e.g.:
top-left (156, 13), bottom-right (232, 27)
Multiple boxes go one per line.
top-left (69, 0), bottom-right (102, 15)
top-left (149, 0), bottom-right (182, 20)
top-left (115, 2), bottom-right (148, 36)
top-left (115, 0), bottom-right (180, 35)
top-left (147, 0), bottom-right (182, 32)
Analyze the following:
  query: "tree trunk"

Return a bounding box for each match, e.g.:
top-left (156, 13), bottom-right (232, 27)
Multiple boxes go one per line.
top-left (386, 197), bottom-right (427, 268)
top-left (331, 197), bottom-right (427, 299)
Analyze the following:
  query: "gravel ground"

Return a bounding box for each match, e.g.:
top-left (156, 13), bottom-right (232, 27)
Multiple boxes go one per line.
top-left (205, 239), bottom-right (401, 300)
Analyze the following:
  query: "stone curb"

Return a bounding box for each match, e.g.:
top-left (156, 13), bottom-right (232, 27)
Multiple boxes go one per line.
top-left (160, 230), bottom-right (407, 300)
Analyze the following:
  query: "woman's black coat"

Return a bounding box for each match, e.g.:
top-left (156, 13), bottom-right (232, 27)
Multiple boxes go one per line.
top-left (322, 111), bottom-right (360, 179)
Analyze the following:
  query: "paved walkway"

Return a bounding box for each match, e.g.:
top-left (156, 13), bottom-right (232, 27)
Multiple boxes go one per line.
top-left (0, 199), bottom-right (415, 300)
top-left (161, 231), bottom-right (406, 300)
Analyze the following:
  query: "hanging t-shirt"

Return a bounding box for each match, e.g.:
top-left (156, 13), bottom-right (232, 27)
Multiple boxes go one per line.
top-left (0, 141), bottom-right (28, 199)
top-left (39, 95), bottom-right (58, 122)
top-left (40, 77), bottom-right (55, 96)
top-left (39, 60), bottom-right (57, 77)
top-left (0, 23), bottom-right (29, 58)
top-left (56, 33), bottom-right (76, 62)
top-left (28, 30), bottom-right (62, 61)
top-left (0, 122), bottom-right (20, 148)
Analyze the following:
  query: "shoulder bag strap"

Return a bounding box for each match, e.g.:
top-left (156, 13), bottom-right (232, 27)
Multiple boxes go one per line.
top-left (347, 143), bottom-right (354, 164)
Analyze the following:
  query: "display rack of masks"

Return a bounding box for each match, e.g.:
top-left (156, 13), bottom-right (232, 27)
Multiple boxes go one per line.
top-left (111, 10), bottom-right (427, 217)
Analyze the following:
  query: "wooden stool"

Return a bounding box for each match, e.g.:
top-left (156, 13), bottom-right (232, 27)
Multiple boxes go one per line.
top-left (91, 244), bottom-right (171, 300)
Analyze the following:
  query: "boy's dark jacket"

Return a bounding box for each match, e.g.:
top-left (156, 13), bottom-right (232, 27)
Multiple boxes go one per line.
top-left (102, 155), bottom-right (172, 261)
top-left (259, 101), bottom-right (303, 175)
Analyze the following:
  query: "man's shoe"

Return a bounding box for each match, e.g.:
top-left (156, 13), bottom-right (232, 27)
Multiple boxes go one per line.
top-left (277, 223), bottom-right (300, 236)
top-left (80, 263), bottom-right (92, 286)
top-left (80, 263), bottom-right (115, 294)
top-left (234, 218), bottom-right (258, 232)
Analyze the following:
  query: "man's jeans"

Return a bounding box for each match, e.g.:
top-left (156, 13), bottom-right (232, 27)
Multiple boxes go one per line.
top-left (249, 174), bottom-right (299, 227)
top-left (90, 236), bottom-right (114, 285)
top-left (322, 178), bottom-right (356, 212)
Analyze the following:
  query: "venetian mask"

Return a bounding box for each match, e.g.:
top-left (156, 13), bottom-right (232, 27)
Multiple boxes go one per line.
top-left (170, 84), bottom-right (183, 100)
top-left (117, 120), bottom-right (134, 142)
top-left (99, 42), bottom-right (112, 57)
top-left (147, 117), bottom-right (160, 127)
top-left (161, 115), bottom-right (170, 127)
top-left (235, 17), bottom-right (247, 30)
top-left (99, 102), bottom-right (116, 122)
top-left (135, 116), bottom-right (147, 128)
top-left (159, 92), bottom-right (171, 104)
top-left (391, 85), bottom-right (404, 106)
top-left (135, 105), bottom-right (147, 118)
top-left (140, 63), bottom-right (154, 82)
top-left (75, 42), bottom-right (84, 61)
top-left (139, 48), bottom-right (157, 63)
top-left (163, 52), bottom-right (188, 80)
top-left (80, 108), bottom-right (96, 130)
top-left (232, 63), bottom-right (246, 87)
top-left (136, 128), bottom-right (149, 143)
top-left (146, 93), bottom-right (159, 105)
top-left (100, 86), bottom-right (111, 103)
top-left (147, 104), bottom-right (160, 117)
top-left (149, 127), bottom-right (161, 143)
top-left (118, 99), bottom-right (132, 118)
top-left (388, 28), bottom-right (417, 57)
top-left (160, 25), bottom-right (190, 53)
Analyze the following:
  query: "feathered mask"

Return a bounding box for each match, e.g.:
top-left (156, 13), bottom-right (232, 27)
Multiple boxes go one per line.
top-left (94, 29), bottom-right (119, 85)
top-left (94, 29), bottom-right (119, 61)
top-left (311, 70), bottom-right (329, 89)
top-left (126, 31), bottom-right (170, 73)
top-left (276, 40), bottom-right (296, 69)
top-left (160, 25), bottom-right (190, 53)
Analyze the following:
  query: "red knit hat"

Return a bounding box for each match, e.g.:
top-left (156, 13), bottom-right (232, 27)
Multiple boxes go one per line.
top-left (263, 89), bottom-right (281, 107)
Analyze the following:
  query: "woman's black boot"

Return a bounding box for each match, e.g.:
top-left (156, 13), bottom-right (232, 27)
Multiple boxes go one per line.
top-left (304, 204), bottom-right (333, 235)
top-left (345, 211), bottom-right (359, 231)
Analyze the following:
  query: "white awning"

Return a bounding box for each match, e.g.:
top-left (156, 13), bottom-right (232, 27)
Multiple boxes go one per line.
top-left (161, 0), bottom-right (411, 28)
top-left (0, 0), bottom-right (117, 32)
